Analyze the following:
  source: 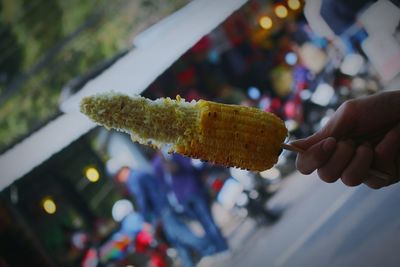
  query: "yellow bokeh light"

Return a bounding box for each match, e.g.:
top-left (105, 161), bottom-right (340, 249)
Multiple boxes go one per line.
top-left (288, 0), bottom-right (301, 10)
top-left (259, 16), bottom-right (273, 30)
top-left (275, 5), bottom-right (288, 18)
top-left (85, 167), bottom-right (100, 182)
top-left (42, 198), bottom-right (56, 214)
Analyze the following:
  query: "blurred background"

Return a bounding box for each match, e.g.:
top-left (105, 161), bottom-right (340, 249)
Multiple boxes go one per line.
top-left (0, 0), bottom-right (399, 266)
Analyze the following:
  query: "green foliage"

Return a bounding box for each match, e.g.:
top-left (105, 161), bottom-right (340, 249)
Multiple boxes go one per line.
top-left (0, 0), bottom-right (188, 152)
top-left (2, 0), bottom-right (63, 70)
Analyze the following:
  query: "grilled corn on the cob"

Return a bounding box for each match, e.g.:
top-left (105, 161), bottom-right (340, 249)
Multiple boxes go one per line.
top-left (80, 93), bottom-right (287, 171)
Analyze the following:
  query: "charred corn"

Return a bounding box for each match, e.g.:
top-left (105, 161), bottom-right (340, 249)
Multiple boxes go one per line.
top-left (80, 93), bottom-right (287, 171)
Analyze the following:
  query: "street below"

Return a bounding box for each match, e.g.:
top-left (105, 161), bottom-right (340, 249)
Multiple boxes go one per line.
top-left (209, 171), bottom-right (400, 267)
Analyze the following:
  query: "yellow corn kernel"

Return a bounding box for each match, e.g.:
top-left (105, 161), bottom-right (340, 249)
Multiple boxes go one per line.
top-left (80, 93), bottom-right (287, 171)
top-left (176, 100), bottom-right (287, 171)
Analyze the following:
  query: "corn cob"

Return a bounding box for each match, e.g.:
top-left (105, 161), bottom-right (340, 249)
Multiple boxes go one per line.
top-left (80, 93), bottom-right (287, 171)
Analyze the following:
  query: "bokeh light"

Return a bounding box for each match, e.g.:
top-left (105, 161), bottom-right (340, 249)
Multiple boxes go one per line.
top-left (42, 197), bottom-right (57, 214)
top-left (288, 0), bottom-right (301, 10)
top-left (259, 16), bottom-right (273, 30)
top-left (248, 86), bottom-right (261, 100)
top-left (285, 52), bottom-right (298, 66)
top-left (112, 199), bottom-right (134, 222)
top-left (274, 5), bottom-right (288, 18)
top-left (85, 167), bottom-right (100, 182)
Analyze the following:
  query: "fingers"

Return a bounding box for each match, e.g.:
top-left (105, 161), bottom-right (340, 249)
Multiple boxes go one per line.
top-left (293, 116), bottom-right (400, 190)
top-left (341, 144), bottom-right (373, 186)
top-left (368, 124), bottom-right (400, 188)
top-left (296, 139), bottom-right (376, 187)
top-left (317, 140), bottom-right (356, 183)
top-left (295, 137), bottom-right (337, 175)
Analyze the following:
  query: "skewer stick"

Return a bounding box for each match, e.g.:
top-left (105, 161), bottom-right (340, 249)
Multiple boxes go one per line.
top-left (281, 143), bottom-right (393, 182)
top-left (281, 143), bottom-right (305, 153)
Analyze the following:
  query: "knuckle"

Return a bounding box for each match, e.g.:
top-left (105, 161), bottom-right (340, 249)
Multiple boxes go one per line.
top-left (341, 100), bottom-right (357, 114)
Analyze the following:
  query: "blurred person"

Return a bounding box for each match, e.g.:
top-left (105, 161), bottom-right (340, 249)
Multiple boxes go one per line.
top-left (152, 152), bottom-right (229, 255)
top-left (291, 90), bottom-right (400, 189)
top-left (115, 166), bottom-right (214, 267)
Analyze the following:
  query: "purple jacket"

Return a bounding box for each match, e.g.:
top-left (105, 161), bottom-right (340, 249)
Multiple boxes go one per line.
top-left (152, 153), bottom-right (204, 204)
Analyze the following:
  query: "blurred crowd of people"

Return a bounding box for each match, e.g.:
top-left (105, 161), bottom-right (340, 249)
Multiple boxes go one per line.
top-left (101, 151), bottom-right (229, 267)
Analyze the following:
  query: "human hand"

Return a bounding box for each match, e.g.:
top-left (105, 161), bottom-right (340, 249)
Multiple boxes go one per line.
top-left (291, 91), bottom-right (400, 189)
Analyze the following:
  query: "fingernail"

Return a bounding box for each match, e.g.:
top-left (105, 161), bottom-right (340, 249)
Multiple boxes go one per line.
top-left (322, 137), bottom-right (336, 152)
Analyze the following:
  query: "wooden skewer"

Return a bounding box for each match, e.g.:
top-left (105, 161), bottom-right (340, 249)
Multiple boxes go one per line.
top-left (281, 143), bottom-right (393, 182)
top-left (281, 143), bottom-right (305, 153)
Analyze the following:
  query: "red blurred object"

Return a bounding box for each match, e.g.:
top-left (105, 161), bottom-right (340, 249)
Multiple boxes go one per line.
top-left (191, 36), bottom-right (211, 53)
top-left (223, 12), bottom-right (251, 46)
top-left (135, 230), bottom-right (153, 253)
top-left (82, 248), bottom-right (98, 267)
top-left (282, 93), bottom-right (304, 123)
top-left (211, 178), bottom-right (224, 193)
top-left (177, 66), bottom-right (196, 88)
top-left (270, 97), bottom-right (282, 112)
top-left (264, 97), bottom-right (283, 118)
top-left (149, 243), bottom-right (168, 267)
top-left (284, 100), bottom-right (297, 119)
top-left (135, 230), bottom-right (170, 267)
